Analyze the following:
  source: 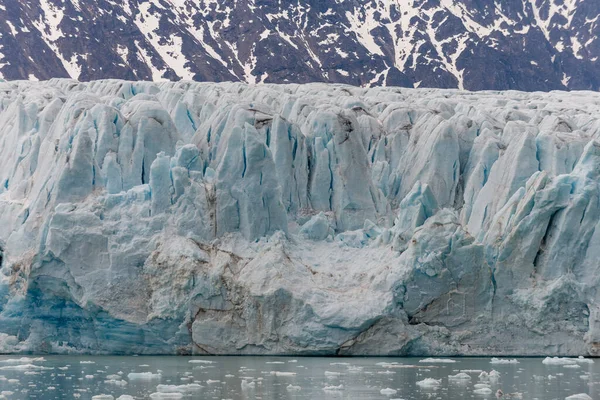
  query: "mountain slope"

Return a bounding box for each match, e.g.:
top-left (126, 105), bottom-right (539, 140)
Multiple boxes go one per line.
top-left (0, 1), bottom-right (599, 90)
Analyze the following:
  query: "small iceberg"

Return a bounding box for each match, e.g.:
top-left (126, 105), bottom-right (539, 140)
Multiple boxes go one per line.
top-left (270, 371), bottom-right (296, 377)
top-left (127, 372), bottom-right (161, 380)
top-left (416, 378), bottom-right (441, 388)
top-left (419, 358), bottom-right (456, 363)
top-left (490, 358), bottom-right (519, 364)
top-left (448, 372), bottom-right (472, 380)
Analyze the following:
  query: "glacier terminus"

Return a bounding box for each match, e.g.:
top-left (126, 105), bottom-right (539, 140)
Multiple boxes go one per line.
top-left (0, 79), bottom-right (599, 356)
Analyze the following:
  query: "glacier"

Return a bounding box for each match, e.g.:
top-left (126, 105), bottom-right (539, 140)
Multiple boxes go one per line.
top-left (0, 79), bottom-right (599, 355)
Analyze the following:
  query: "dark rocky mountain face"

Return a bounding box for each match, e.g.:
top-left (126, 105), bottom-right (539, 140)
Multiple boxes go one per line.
top-left (0, 0), bottom-right (598, 91)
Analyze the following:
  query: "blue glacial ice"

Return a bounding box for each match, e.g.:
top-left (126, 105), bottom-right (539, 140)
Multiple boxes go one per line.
top-left (0, 79), bottom-right (599, 355)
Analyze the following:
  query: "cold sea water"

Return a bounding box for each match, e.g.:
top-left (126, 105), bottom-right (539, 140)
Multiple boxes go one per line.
top-left (0, 355), bottom-right (596, 399)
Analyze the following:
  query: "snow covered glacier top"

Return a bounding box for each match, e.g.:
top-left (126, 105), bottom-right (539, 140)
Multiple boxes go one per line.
top-left (0, 79), bottom-right (599, 355)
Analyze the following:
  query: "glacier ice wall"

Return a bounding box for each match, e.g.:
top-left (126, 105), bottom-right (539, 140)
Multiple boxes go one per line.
top-left (0, 79), bottom-right (599, 355)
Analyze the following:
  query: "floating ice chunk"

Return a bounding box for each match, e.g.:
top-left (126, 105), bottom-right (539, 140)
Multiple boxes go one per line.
top-left (543, 357), bottom-right (576, 365)
top-left (330, 362), bottom-right (350, 366)
top-left (542, 357), bottom-right (585, 365)
top-left (564, 364), bottom-right (581, 369)
top-left (270, 371), bottom-right (296, 376)
top-left (324, 371), bottom-right (343, 376)
top-left (241, 380), bottom-right (255, 390)
top-left (127, 372), bottom-right (161, 380)
top-left (116, 397), bottom-right (134, 400)
top-left (416, 378), bottom-right (441, 387)
top-left (448, 372), bottom-right (471, 380)
top-left (490, 358), bottom-right (519, 364)
top-left (0, 358), bottom-right (46, 363)
top-left (85, 375), bottom-right (94, 379)
top-left (474, 384), bottom-right (491, 389)
top-left (378, 370), bottom-right (396, 374)
top-left (323, 384), bottom-right (344, 391)
top-left (206, 380), bottom-right (220, 384)
top-left (479, 370), bottom-right (500, 381)
top-left (188, 360), bottom-right (214, 364)
top-left (380, 388), bottom-right (398, 395)
top-left (565, 395), bottom-right (593, 400)
top-left (149, 394), bottom-right (183, 400)
top-left (286, 384), bottom-right (301, 391)
top-left (576, 357), bottom-right (594, 364)
top-left (104, 379), bottom-right (127, 386)
top-left (265, 361), bottom-right (285, 364)
top-left (419, 358), bottom-right (456, 363)
top-left (0, 364), bottom-right (52, 371)
top-left (91, 396), bottom-right (114, 400)
top-left (80, 361), bottom-right (96, 364)
top-left (474, 387), bottom-right (493, 395)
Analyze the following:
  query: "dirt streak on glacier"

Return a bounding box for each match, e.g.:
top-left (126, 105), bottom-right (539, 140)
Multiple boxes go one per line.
top-left (0, 79), bottom-right (598, 356)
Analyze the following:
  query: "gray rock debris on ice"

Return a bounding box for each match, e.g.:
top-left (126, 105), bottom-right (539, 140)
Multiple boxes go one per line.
top-left (0, 79), bottom-right (599, 355)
